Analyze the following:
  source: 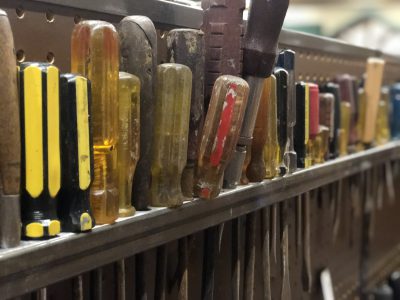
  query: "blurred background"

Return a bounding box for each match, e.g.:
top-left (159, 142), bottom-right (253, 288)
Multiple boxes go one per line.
top-left (169, 0), bottom-right (400, 56)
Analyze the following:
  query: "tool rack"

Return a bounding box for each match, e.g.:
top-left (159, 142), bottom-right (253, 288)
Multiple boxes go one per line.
top-left (1, 1), bottom-right (400, 299)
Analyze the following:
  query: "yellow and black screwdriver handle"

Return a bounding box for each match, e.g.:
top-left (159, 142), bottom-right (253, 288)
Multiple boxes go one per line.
top-left (19, 62), bottom-right (61, 239)
top-left (58, 74), bottom-right (94, 232)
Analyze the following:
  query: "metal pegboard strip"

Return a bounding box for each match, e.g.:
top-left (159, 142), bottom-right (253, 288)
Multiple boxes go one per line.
top-left (1, 142), bottom-right (400, 299)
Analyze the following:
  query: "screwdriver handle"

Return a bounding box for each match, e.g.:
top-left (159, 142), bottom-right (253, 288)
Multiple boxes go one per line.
top-left (294, 82), bottom-right (310, 169)
top-left (118, 72), bottom-right (140, 217)
top-left (319, 93), bottom-right (335, 143)
top-left (247, 77), bottom-right (271, 182)
top-left (118, 16), bottom-right (157, 211)
top-left (71, 20), bottom-right (120, 224)
top-left (243, 0), bottom-right (289, 77)
top-left (390, 83), bottom-right (400, 139)
top-left (150, 63), bottom-right (192, 207)
top-left (308, 83), bottom-right (320, 139)
top-left (362, 58), bottom-right (385, 145)
top-left (339, 102), bottom-right (351, 156)
top-left (20, 63), bottom-right (61, 239)
top-left (58, 74), bottom-right (95, 232)
top-left (0, 10), bottom-right (21, 248)
top-left (167, 29), bottom-right (205, 198)
top-left (375, 88), bottom-right (390, 145)
top-left (264, 75), bottom-right (280, 179)
top-left (195, 75), bottom-right (249, 199)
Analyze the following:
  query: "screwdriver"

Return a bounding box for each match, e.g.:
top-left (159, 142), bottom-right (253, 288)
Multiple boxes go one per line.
top-left (0, 9), bottom-right (21, 248)
top-left (318, 93), bottom-right (335, 161)
top-left (119, 16), bottom-right (157, 211)
top-left (150, 63), bottom-right (192, 207)
top-left (194, 75), bottom-right (249, 200)
top-left (294, 82), bottom-right (311, 168)
top-left (321, 83), bottom-right (341, 158)
top-left (275, 67), bottom-right (289, 176)
top-left (223, 0), bottom-right (289, 189)
top-left (167, 29), bottom-right (204, 198)
top-left (390, 83), bottom-right (400, 139)
top-left (355, 88), bottom-right (366, 151)
top-left (117, 72), bottom-right (140, 217)
top-left (247, 77), bottom-right (271, 182)
top-left (375, 87), bottom-right (390, 145)
top-left (58, 74), bottom-right (94, 232)
top-left (362, 58), bottom-right (385, 147)
top-left (307, 83), bottom-right (320, 164)
top-left (71, 20), bottom-right (120, 225)
top-left (277, 50), bottom-right (297, 173)
top-left (339, 101), bottom-right (351, 156)
top-left (19, 62), bottom-right (61, 239)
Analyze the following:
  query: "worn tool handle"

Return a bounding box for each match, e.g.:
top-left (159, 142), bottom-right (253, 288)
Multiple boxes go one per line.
top-left (118, 72), bottom-right (140, 217)
top-left (390, 83), bottom-right (400, 139)
top-left (247, 77), bottom-right (271, 182)
top-left (375, 88), bottom-right (390, 145)
top-left (0, 10), bottom-right (21, 248)
top-left (319, 93), bottom-right (335, 142)
top-left (150, 63), bottom-right (192, 207)
top-left (339, 102), bottom-right (351, 156)
top-left (167, 29), bottom-right (205, 198)
top-left (294, 82), bottom-right (309, 169)
top-left (58, 74), bottom-right (95, 232)
top-left (264, 75), bottom-right (279, 179)
top-left (321, 83), bottom-right (341, 158)
top-left (118, 16), bottom-right (157, 211)
top-left (194, 75), bottom-right (249, 200)
top-left (243, 0), bottom-right (289, 77)
top-left (363, 58), bottom-right (385, 144)
top-left (71, 20), bottom-right (120, 224)
top-left (20, 63), bottom-right (61, 239)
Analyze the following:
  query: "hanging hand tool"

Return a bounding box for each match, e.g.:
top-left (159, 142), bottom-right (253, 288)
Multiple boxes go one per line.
top-left (307, 83), bottom-right (320, 164)
top-left (58, 74), bottom-right (94, 232)
top-left (339, 102), bottom-right (351, 157)
top-left (118, 16), bottom-right (157, 300)
top-left (355, 88), bottom-right (366, 151)
top-left (275, 68), bottom-right (289, 176)
top-left (314, 126), bottom-right (330, 164)
top-left (246, 77), bottom-right (271, 182)
top-left (319, 93), bottom-right (335, 161)
top-left (196, 76), bottom-right (249, 300)
top-left (0, 10), bottom-right (21, 248)
top-left (321, 83), bottom-right (341, 159)
top-left (302, 191), bottom-right (312, 293)
top-left (118, 16), bottom-right (157, 211)
top-left (261, 207), bottom-right (272, 300)
top-left (390, 83), bottom-right (400, 139)
top-left (71, 20), bottom-right (119, 225)
top-left (20, 63), bottom-right (61, 239)
top-left (294, 82), bottom-right (310, 169)
top-left (167, 29), bottom-right (205, 199)
top-left (375, 87), bottom-right (390, 145)
top-left (117, 72), bottom-right (140, 217)
top-left (335, 74), bottom-right (358, 151)
top-left (277, 50), bottom-right (297, 173)
top-left (223, 0), bottom-right (290, 188)
top-left (280, 199), bottom-right (291, 299)
top-left (150, 63), bottom-right (192, 207)
top-left (362, 58), bottom-right (386, 147)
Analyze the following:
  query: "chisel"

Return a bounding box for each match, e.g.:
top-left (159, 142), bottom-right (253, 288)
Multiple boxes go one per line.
top-left (390, 83), bottom-right (400, 140)
top-left (167, 29), bottom-right (204, 199)
top-left (277, 50), bottom-right (297, 173)
top-left (201, 1), bottom-right (246, 298)
top-left (362, 58), bottom-right (385, 146)
top-left (321, 83), bottom-right (341, 158)
top-left (117, 72), bottom-right (140, 217)
top-left (118, 16), bottom-right (157, 211)
top-left (0, 10), bottom-right (21, 248)
top-left (58, 74), bottom-right (94, 232)
top-left (275, 68), bottom-right (289, 176)
top-left (71, 20), bottom-right (120, 225)
top-left (223, 0), bottom-right (289, 188)
top-left (19, 62), bottom-right (61, 239)
top-left (118, 16), bottom-right (157, 300)
top-left (195, 75), bottom-right (249, 300)
top-left (166, 28), bottom-right (204, 300)
top-left (150, 63), bottom-right (191, 207)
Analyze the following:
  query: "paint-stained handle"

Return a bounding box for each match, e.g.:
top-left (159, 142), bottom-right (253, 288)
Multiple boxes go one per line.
top-left (167, 29), bottom-right (205, 198)
top-left (362, 58), bottom-right (385, 145)
top-left (118, 16), bottom-right (157, 211)
top-left (0, 10), bottom-right (21, 248)
top-left (150, 64), bottom-right (192, 207)
top-left (194, 75), bottom-right (249, 200)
